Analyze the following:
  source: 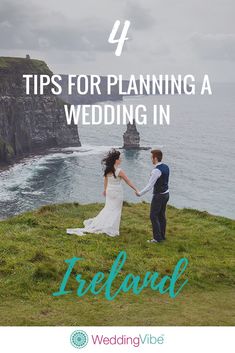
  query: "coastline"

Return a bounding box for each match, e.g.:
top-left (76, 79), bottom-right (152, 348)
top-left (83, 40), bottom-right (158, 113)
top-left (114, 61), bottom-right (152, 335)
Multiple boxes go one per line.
top-left (0, 200), bottom-right (234, 222)
top-left (0, 146), bottom-right (76, 172)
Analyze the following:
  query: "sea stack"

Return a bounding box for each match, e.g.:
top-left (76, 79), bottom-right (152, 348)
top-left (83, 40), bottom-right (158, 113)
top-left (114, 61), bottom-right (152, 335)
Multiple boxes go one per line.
top-left (123, 119), bottom-right (140, 149)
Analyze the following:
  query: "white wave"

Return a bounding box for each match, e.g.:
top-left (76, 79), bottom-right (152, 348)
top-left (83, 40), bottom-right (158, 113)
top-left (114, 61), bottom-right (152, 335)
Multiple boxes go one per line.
top-left (61, 145), bottom-right (120, 156)
top-left (0, 145), bottom-right (121, 200)
top-left (21, 190), bottom-right (45, 195)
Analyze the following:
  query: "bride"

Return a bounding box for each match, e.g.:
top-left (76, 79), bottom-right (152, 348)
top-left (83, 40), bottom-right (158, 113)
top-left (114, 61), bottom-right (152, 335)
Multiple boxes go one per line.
top-left (66, 149), bottom-right (138, 237)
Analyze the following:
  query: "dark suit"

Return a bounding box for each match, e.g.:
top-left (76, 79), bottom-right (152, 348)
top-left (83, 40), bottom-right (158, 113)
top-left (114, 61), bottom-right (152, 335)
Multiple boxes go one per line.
top-left (150, 192), bottom-right (169, 241)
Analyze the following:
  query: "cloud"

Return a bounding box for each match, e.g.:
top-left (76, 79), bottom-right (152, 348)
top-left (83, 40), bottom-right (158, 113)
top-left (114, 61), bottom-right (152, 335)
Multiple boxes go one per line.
top-left (190, 33), bottom-right (235, 61)
top-left (0, 1), bottom-right (112, 52)
top-left (124, 1), bottom-right (156, 30)
top-left (0, 0), bottom-right (234, 81)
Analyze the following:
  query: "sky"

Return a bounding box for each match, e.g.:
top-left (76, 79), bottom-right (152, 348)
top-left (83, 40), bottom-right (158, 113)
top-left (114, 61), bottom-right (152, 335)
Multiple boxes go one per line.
top-left (0, 0), bottom-right (235, 81)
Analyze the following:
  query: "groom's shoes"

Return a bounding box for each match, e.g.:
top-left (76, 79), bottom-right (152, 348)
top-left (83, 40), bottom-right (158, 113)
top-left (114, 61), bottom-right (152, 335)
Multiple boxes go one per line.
top-left (147, 239), bottom-right (162, 243)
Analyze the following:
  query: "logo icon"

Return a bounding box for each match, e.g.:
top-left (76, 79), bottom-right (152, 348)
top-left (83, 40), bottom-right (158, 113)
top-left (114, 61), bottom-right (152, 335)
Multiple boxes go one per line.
top-left (70, 330), bottom-right (89, 349)
top-left (108, 20), bottom-right (130, 56)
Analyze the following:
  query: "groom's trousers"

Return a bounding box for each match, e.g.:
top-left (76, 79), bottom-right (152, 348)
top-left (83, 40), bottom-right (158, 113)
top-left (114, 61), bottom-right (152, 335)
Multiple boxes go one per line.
top-left (150, 192), bottom-right (169, 241)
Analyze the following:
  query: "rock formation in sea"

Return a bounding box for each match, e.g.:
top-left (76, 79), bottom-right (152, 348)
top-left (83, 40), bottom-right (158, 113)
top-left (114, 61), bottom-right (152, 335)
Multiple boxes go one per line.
top-left (0, 57), bottom-right (80, 164)
top-left (123, 119), bottom-right (140, 149)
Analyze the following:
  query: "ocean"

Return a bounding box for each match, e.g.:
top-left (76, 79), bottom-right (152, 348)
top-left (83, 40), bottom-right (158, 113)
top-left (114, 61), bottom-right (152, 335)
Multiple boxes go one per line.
top-left (0, 82), bottom-right (234, 220)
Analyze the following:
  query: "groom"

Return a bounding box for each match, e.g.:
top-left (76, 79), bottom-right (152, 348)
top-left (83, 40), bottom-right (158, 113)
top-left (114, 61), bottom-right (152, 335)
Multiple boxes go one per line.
top-left (136, 150), bottom-right (170, 243)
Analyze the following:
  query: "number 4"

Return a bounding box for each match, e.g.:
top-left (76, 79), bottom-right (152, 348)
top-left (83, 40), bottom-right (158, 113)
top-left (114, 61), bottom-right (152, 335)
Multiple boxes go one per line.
top-left (108, 20), bottom-right (131, 57)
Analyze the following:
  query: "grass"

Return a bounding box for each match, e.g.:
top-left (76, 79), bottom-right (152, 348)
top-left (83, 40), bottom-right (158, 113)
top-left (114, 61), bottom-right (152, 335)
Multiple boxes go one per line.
top-left (0, 56), bottom-right (52, 74)
top-left (0, 137), bottom-right (15, 163)
top-left (0, 202), bottom-right (234, 326)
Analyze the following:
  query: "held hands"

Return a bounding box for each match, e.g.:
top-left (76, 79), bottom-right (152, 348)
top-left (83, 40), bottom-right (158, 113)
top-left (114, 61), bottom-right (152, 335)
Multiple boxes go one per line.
top-left (135, 190), bottom-right (141, 197)
top-left (102, 190), bottom-right (106, 197)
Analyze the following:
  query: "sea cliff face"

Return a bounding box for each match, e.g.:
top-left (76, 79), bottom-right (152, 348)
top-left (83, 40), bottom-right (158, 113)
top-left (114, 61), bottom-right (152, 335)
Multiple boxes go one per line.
top-left (0, 57), bottom-right (80, 164)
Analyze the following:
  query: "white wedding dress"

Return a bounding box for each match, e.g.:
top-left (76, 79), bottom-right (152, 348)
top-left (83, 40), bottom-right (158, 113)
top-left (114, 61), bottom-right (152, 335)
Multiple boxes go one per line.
top-left (66, 168), bottom-right (123, 237)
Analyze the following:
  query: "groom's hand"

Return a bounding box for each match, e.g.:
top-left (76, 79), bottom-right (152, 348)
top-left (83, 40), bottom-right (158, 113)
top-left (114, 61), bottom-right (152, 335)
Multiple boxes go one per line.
top-left (135, 190), bottom-right (141, 197)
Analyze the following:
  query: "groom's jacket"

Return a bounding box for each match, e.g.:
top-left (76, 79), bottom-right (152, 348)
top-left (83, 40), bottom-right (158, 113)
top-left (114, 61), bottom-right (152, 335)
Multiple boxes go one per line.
top-left (154, 163), bottom-right (169, 194)
top-left (139, 162), bottom-right (170, 196)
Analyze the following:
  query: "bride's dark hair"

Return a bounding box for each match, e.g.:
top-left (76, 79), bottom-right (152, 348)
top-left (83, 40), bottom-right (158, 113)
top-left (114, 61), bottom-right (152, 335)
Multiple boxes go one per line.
top-left (102, 149), bottom-right (121, 178)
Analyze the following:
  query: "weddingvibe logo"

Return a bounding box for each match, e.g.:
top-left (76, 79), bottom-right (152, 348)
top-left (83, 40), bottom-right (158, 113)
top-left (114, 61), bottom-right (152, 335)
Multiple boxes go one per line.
top-left (70, 330), bottom-right (89, 349)
top-left (70, 331), bottom-right (165, 349)
top-left (91, 333), bottom-right (165, 348)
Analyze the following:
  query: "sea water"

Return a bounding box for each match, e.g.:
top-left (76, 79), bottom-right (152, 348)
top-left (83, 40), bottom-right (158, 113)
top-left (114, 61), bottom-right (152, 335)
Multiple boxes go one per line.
top-left (0, 83), bottom-right (234, 220)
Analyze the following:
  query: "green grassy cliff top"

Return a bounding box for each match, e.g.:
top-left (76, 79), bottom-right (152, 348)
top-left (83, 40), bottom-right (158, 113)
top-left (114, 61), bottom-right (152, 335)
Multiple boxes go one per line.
top-left (0, 56), bottom-right (52, 74)
top-left (0, 202), bottom-right (234, 325)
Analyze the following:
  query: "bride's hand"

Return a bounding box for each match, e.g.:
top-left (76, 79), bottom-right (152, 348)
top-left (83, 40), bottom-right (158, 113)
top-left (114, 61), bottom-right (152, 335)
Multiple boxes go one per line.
top-left (102, 190), bottom-right (106, 197)
top-left (135, 190), bottom-right (140, 196)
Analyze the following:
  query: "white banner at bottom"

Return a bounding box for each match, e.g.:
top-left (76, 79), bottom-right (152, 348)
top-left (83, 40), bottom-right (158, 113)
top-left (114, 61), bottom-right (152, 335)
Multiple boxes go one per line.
top-left (0, 326), bottom-right (234, 353)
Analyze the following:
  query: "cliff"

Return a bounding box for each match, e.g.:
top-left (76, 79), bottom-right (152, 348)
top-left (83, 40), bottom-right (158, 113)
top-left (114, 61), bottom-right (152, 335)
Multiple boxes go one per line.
top-left (0, 202), bottom-right (234, 325)
top-left (59, 76), bottom-right (189, 105)
top-left (0, 57), bottom-right (80, 164)
top-left (59, 74), bottom-right (122, 105)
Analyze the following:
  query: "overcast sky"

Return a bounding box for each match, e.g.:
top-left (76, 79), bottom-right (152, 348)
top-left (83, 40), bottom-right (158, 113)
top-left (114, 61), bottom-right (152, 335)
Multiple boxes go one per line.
top-left (0, 0), bottom-right (234, 81)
